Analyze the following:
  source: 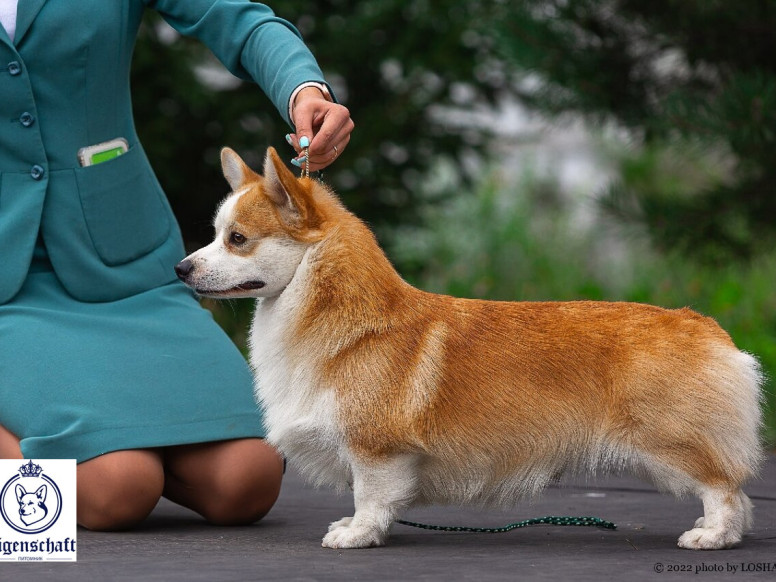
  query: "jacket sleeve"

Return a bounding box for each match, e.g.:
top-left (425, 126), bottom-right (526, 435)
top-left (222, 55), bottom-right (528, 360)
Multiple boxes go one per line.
top-left (144, 0), bottom-right (329, 125)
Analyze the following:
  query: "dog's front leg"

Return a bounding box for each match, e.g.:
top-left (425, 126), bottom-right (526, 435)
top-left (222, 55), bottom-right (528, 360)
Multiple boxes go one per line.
top-left (322, 454), bottom-right (418, 549)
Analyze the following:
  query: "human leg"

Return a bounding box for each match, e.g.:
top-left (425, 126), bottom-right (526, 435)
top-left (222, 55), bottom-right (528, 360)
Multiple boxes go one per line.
top-left (2, 431), bottom-right (281, 529)
top-left (0, 423), bottom-right (22, 459)
top-left (77, 449), bottom-right (166, 531)
top-left (162, 438), bottom-right (284, 526)
top-left (5, 425), bottom-right (164, 531)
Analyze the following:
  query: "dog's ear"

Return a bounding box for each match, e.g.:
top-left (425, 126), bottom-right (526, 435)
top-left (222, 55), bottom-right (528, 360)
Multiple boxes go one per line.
top-left (262, 147), bottom-right (322, 231)
top-left (221, 147), bottom-right (259, 192)
top-left (15, 484), bottom-right (25, 504)
top-left (35, 485), bottom-right (47, 503)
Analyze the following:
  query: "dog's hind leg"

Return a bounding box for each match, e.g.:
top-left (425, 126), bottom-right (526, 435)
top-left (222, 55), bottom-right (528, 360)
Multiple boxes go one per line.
top-left (635, 452), bottom-right (755, 550)
top-left (634, 444), bottom-right (757, 551)
top-left (631, 349), bottom-right (763, 550)
top-left (678, 487), bottom-right (753, 550)
top-left (322, 455), bottom-right (418, 549)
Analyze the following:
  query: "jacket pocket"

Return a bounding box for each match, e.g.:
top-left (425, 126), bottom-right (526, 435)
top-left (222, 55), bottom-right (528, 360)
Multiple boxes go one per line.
top-left (75, 144), bottom-right (172, 266)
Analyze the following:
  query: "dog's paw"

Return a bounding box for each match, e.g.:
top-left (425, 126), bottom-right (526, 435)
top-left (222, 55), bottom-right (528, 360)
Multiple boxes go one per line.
top-left (677, 527), bottom-right (741, 550)
top-left (321, 524), bottom-right (386, 549)
top-left (328, 517), bottom-right (352, 532)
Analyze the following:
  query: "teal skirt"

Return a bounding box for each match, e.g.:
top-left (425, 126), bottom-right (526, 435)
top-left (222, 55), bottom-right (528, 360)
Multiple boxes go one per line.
top-left (0, 242), bottom-right (263, 463)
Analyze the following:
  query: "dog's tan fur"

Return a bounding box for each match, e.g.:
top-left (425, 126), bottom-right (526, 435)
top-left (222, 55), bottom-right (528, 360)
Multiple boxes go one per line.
top-left (177, 147), bottom-right (764, 550)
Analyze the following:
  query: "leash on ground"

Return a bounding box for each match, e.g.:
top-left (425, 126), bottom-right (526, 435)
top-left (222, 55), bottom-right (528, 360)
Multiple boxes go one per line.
top-left (395, 515), bottom-right (617, 533)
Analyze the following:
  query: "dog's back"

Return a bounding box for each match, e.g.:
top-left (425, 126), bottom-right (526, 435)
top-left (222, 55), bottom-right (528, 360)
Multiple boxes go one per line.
top-left (281, 220), bottom-right (763, 504)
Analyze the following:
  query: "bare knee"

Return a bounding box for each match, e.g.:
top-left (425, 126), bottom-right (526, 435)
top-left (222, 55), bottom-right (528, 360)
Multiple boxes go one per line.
top-left (77, 450), bottom-right (164, 531)
top-left (198, 463), bottom-right (283, 526)
top-left (164, 439), bottom-right (284, 526)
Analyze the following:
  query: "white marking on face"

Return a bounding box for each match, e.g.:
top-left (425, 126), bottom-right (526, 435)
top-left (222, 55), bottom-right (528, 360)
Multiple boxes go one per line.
top-left (213, 187), bottom-right (249, 233)
top-left (180, 188), bottom-right (309, 298)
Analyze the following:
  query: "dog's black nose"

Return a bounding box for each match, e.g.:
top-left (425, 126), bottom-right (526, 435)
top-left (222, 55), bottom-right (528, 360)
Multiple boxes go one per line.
top-left (174, 259), bottom-right (194, 280)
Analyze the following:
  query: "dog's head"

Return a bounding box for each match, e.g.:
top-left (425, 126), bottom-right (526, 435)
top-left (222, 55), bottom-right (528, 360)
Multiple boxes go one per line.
top-left (176, 147), bottom-right (331, 299)
top-left (16, 484), bottom-right (48, 526)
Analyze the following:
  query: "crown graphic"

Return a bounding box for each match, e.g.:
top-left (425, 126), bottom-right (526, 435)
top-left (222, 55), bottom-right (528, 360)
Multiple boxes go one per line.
top-left (19, 460), bottom-right (43, 478)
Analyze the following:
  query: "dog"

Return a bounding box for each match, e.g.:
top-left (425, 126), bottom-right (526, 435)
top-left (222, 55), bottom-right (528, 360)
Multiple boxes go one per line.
top-left (16, 484), bottom-right (48, 527)
top-left (176, 146), bottom-right (764, 550)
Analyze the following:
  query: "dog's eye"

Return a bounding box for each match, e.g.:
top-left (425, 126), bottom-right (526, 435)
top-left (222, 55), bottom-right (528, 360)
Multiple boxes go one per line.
top-left (229, 232), bottom-right (247, 246)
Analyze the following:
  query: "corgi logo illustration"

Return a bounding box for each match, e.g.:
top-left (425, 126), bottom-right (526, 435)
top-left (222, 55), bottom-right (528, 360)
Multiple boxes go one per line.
top-left (0, 459), bottom-right (76, 561)
top-left (1, 461), bottom-right (62, 534)
top-left (16, 484), bottom-right (48, 527)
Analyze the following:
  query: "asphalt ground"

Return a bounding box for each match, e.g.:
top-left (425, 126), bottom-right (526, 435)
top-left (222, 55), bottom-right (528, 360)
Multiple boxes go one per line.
top-left (2, 454), bottom-right (774, 581)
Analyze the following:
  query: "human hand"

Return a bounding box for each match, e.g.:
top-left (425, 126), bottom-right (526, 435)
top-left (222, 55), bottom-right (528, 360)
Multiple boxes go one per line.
top-left (287, 86), bottom-right (354, 172)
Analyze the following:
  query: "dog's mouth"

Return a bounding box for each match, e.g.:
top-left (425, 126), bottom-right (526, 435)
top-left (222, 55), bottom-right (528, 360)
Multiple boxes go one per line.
top-left (196, 280), bottom-right (266, 296)
top-left (234, 281), bottom-right (266, 291)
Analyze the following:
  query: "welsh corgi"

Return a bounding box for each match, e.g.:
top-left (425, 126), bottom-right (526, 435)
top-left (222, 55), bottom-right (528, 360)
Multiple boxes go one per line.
top-left (16, 484), bottom-right (48, 527)
top-left (175, 147), bottom-right (764, 550)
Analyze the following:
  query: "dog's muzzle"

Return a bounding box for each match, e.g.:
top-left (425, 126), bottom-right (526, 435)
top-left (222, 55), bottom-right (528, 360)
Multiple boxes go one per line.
top-left (174, 259), bottom-right (266, 294)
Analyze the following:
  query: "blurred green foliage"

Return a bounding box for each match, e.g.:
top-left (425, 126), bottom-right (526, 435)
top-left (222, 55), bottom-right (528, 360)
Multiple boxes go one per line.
top-left (134, 1), bottom-right (776, 262)
top-left (494, 0), bottom-right (776, 263)
top-left (131, 1), bottom-right (503, 250)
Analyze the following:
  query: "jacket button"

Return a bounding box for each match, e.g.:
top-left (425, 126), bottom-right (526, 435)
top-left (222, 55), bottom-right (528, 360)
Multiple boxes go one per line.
top-left (30, 165), bottom-right (45, 180)
top-left (20, 112), bottom-right (35, 127)
top-left (7, 61), bottom-right (21, 75)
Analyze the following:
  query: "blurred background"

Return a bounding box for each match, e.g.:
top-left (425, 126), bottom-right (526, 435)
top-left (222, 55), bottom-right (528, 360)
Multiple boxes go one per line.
top-left (131, 0), bottom-right (775, 444)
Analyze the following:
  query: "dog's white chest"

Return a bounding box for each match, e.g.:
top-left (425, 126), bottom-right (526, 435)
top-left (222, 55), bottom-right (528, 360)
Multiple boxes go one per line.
top-left (249, 300), bottom-right (351, 489)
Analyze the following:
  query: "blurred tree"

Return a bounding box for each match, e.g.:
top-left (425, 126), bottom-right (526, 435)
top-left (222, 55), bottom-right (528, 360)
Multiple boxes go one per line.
top-left (493, 0), bottom-right (776, 264)
top-left (131, 1), bottom-right (504, 251)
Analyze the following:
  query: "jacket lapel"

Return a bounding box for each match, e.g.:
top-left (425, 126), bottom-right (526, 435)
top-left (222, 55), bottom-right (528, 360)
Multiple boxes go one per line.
top-left (0, 22), bottom-right (10, 48)
top-left (14, 0), bottom-right (47, 46)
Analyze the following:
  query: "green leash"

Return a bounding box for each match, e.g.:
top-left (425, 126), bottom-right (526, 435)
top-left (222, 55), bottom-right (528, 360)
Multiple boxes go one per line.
top-left (396, 515), bottom-right (617, 533)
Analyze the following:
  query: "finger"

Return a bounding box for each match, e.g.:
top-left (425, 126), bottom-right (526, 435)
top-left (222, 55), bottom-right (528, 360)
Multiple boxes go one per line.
top-left (291, 140), bottom-right (348, 172)
top-left (294, 102), bottom-right (352, 154)
top-left (303, 135), bottom-right (351, 172)
top-left (285, 132), bottom-right (312, 155)
top-left (309, 109), bottom-right (353, 155)
top-left (288, 99), bottom-right (353, 171)
top-left (306, 128), bottom-right (353, 171)
top-left (290, 125), bottom-right (352, 171)
top-left (285, 133), bottom-right (300, 153)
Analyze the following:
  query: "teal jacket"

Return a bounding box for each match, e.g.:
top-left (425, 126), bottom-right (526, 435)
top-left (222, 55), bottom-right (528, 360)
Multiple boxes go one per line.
top-left (0, 0), bottom-right (328, 303)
